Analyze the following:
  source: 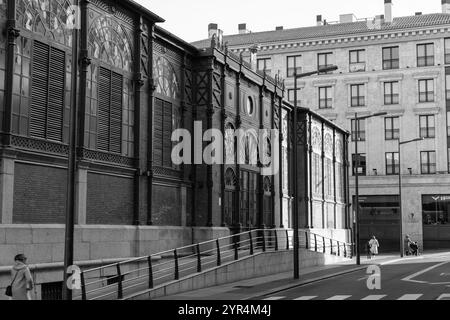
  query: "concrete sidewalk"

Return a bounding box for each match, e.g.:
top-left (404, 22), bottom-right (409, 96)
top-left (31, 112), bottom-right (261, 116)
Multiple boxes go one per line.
top-left (155, 254), bottom-right (398, 300)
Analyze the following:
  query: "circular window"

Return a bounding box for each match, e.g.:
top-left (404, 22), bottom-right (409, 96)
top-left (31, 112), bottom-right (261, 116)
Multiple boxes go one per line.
top-left (246, 96), bottom-right (254, 115)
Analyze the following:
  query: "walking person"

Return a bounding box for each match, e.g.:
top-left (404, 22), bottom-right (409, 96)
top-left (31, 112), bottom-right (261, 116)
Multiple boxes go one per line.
top-left (366, 240), bottom-right (372, 259)
top-left (10, 254), bottom-right (33, 300)
top-left (368, 236), bottom-right (380, 258)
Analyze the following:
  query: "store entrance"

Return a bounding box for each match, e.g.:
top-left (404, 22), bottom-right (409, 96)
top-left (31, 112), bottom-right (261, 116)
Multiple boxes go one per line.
top-left (422, 195), bottom-right (450, 250)
top-left (355, 195), bottom-right (400, 253)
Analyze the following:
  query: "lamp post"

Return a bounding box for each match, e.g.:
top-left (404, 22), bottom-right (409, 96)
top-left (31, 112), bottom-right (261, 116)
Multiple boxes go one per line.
top-left (353, 111), bottom-right (387, 265)
top-left (292, 65), bottom-right (338, 279)
top-left (397, 137), bottom-right (424, 257)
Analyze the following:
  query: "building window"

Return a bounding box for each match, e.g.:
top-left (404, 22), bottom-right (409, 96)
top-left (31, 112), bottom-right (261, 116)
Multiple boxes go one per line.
top-left (349, 49), bottom-right (366, 72)
top-left (352, 153), bottom-right (366, 176)
top-left (246, 96), bottom-right (254, 115)
top-left (445, 38), bottom-right (450, 64)
top-left (384, 81), bottom-right (399, 105)
top-left (418, 79), bottom-right (434, 103)
top-left (287, 88), bottom-right (301, 106)
top-left (382, 46), bottom-right (399, 70)
top-left (97, 67), bottom-right (123, 154)
top-left (448, 148), bottom-right (450, 173)
top-left (351, 119), bottom-right (365, 141)
top-left (422, 195), bottom-right (450, 225)
top-left (385, 117), bottom-right (399, 140)
top-left (286, 55), bottom-right (301, 77)
top-left (319, 86), bottom-right (332, 109)
top-left (417, 43), bottom-right (434, 67)
top-left (419, 115), bottom-right (435, 138)
top-left (257, 58), bottom-right (271, 74)
top-left (386, 152), bottom-right (399, 175)
top-left (447, 112), bottom-right (450, 137)
top-left (29, 41), bottom-right (67, 142)
top-left (350, 84), bottom-right (365, 107)
top-left (154, 98), bottom-right (176, 168)
top-left (41, 282), bottom-right (63, 300)
top-left (421, 151), bottom-right (436, 174)
top-left (318, 52), bottom-right (333, 74)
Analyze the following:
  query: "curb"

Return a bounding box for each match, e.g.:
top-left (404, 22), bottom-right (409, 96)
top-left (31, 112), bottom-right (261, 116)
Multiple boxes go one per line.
top-left (242, 266), bottom-right (367, 300)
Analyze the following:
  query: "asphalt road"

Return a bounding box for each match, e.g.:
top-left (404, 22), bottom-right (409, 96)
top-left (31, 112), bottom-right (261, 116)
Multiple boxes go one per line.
top-left (252, 252), bottom-right (450, 300)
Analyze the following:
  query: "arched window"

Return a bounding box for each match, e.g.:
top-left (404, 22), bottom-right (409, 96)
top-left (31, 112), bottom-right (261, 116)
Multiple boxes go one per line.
top-left (246, 96), bottom-right (254, 115)
top-left (239, 131), bottom-right (258, 166)
top-left (225, 168), bottom-right (237, 188)
top-left (89, 15), bottom-right (133, 72)
top-left (154, 56), bottom-right (180, 100)
top-left (225, 123), bottom-right (235, 164)
top-left (16, 0), bottom-right (74, 47)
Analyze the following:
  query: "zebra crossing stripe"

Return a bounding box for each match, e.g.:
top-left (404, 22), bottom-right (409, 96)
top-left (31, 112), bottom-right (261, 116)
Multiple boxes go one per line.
top-left (361, 295), bottom-right (386, 300)
top-left (263, 296), bottom-right (285, 300)
top-left (326, 295), bottom-right (351, 300)
top-left (397, 294), bottom-right (423, 300)
top-left (294, 296), bottom-right (317, 300)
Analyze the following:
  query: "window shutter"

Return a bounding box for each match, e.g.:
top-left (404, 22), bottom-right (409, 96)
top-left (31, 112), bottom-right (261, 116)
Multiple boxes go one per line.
top-left (162, 100), bottom-right (173, 167)
top-left (30, 41), bottom-right (66, 141)
top-left (30, 41), bottom-right (65, 141)
top-left (98, 68), bottom-right (111, 152)
top-left (47, 47), bottom-right (65, 141)
top-left (97, 67), bottom-right (123, 154)
top-left (110, 72), bottom-right (123, 154)
top-left (153, 98), bottom-right (163, 166)
top-left (30, 41), bottom-right (49, 139)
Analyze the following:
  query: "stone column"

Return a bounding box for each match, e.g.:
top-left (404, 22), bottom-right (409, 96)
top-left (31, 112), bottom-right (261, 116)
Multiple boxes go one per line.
top-left (0, 150), bottom-right (16, 224)
top-left (75, 164), bottom-right (88, 225)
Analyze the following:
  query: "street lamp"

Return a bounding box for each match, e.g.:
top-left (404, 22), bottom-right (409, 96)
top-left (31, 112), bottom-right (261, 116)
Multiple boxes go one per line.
top-left (397, 137), bottom-right (424, 257)
top-left (293, 65), bottom-right (338, 279)
top-left (353, 111), bottom-right (387, 265)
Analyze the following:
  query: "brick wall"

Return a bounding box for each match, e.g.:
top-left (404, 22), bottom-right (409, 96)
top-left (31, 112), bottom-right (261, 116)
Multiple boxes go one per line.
top-left (152, 184), bottom-right (181, 226)
top-left (13, 163), bottom-right (67, 224)
top-left (86, 173), bottom-right (134, 225)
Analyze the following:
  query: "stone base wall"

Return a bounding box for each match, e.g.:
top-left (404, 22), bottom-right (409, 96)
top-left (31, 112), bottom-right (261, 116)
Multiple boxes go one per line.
top-left (128, 249), bottom-right (350, 300)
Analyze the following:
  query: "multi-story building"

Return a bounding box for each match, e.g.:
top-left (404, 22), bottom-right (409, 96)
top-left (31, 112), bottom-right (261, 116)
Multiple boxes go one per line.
top-left (193, 0), bottom-right (450, 250)
top-left (0, 0), bottom-right (349, 298)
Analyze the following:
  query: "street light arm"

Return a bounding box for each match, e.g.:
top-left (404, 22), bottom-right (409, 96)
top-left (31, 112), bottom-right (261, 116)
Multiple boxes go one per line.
top-left (294, 65), bottom-right (338, 79)
top-left (399, 137), bottom-right (425, 145)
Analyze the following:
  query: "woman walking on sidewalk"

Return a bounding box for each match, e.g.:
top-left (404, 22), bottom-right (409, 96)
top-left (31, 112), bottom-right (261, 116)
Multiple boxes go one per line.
top-left (368, 236), bottom-right (380, 258)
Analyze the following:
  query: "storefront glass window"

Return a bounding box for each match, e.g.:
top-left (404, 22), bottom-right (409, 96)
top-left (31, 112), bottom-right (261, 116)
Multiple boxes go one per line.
top-left (422, 195), bottom-right (450, 225)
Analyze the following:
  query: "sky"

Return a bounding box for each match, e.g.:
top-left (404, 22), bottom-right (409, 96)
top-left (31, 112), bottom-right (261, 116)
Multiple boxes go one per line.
top-left (136, 0), bottom-right (443, 43)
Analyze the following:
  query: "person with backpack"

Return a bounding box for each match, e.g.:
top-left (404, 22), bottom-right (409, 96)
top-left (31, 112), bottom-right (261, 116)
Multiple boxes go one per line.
top-left (9, 254), bottom-right (33, 300)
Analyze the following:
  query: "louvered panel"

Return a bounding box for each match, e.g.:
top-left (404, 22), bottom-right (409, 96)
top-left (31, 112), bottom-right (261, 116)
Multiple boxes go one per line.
top-left (162, 100), bottom-right (172, 167)
top-left (97, 67), bottom-right (111, 152)
top-left (30, 41), bottom-right (50, 139)
top-left (46, 47), bottom-right (65, 142)
top-left (153, 98), bottom-right (164, 166)
top-left (109, 72), bottom-right (123, 154)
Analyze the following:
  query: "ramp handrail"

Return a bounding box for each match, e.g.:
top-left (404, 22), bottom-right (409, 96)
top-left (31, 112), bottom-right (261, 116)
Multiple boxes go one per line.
top-left (77, 229), bottom-right (353, 300)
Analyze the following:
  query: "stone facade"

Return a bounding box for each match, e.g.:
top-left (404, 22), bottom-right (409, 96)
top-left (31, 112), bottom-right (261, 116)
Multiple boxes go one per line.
top-left (202, 4), bottom-right (450, 251)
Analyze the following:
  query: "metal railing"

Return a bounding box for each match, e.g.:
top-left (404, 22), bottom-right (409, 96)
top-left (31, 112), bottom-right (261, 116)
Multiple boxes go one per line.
top-left (76, 229), bottom-right (353, 300)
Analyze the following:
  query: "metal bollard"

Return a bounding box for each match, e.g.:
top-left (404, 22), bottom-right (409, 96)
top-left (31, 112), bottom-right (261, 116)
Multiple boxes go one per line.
top-left (116, 263), bottom-right (123, 299)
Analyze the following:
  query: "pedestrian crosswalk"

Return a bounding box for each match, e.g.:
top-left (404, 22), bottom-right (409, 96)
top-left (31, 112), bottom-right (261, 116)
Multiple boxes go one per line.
top-left (262, 293), bottom-right (440, 300)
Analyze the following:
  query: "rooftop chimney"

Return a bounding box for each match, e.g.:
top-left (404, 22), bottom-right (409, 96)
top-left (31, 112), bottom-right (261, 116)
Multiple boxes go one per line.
top-left (316, 15), bottom-right (323, 26)
top-left (384, 0), bottom-right (393, 23)
top-left (208, 23), bottom-right (218, 39)
top-left (339, 13), bottom-right (357, 23)
top-left (443, 0), bottom-right (450, 13)
top-left (249, 44), bottom-right (259, 71)
top-left (238, 23), bottom-right (249, 34)
top-left (276, 26), bottom-right (283, 31)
